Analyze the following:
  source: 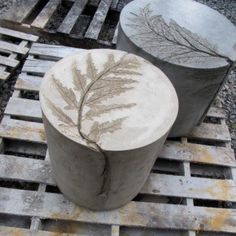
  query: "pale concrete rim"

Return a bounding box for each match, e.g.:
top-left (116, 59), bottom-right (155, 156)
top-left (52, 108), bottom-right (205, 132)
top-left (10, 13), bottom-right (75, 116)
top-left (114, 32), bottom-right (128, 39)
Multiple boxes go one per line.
top-left (40, 49), bottom-right (179, 152)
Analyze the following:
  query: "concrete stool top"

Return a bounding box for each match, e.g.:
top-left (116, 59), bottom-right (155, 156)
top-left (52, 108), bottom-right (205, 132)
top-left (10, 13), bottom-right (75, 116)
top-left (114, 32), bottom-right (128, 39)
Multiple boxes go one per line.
top-left (40, 49), bottom-right (178, 151)
top-left (119, 0), bottom-right (236, 69)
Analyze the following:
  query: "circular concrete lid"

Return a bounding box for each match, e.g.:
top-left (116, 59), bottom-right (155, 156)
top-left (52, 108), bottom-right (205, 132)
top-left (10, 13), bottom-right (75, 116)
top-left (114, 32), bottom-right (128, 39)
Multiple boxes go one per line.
top-left (40, 49), bottom-right (178, 151)
top-left (119, 0), bottom-right (236, 69)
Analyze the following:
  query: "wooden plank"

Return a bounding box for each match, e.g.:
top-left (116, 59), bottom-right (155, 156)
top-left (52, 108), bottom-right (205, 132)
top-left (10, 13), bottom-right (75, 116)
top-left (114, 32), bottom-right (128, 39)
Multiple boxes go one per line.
top-left (141, 173), bottom-right (236, 202)
top-left (0, 119), bottom-right (46, 143)
top-left (1, 0), bottom-right (40, 23)
top-left (1, 154), bottom-right (236, 202)
top-left (0, 40), bottom-right (29, 55)
top-left (189, 123), bottom-right (231, 142)
top-left (29, 43), bottom-right (82, 59)
top-left (0, 27), bottom-right (38, 42)
top-left (0, 188), bottom-right (235, 233)
top-left (57, 0), bottom-right (88, 34)
top-left (207, 107), bottom-right (225, 119)
top-left (0, 226), bottom-right (76, 236)
top-left (161, 141), bottom-right (236, 167)
top-left (22, 58), bottom-right (56, 75)
top-left (0, 69), bottom-right (10, 81)
top-left (85, 0), bottom-right (113, 40)
top-left (15, 73), bottom-right (42, 91)
top-left (5, 98), bottom-right (41, 120)
top-left (0, 154), bottom-right (53, 184)
top-left (0, 55), bottom-right (19, 67)
top-left (32, 0), bottom-right (61, 29)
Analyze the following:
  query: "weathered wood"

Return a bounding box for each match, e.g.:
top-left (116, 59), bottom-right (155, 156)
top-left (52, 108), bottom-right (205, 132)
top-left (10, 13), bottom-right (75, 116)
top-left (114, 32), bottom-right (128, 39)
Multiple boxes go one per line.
top-left (15, 73), bottom-right (42, 91)
top-left (0, 69), bottom-right (10, 81)
top-left (85, 0), bottom-right (113, 40)
top-left (22, 58), bottom-right (56, 75)
top-left (32, 0), bottom-right (61, 29)
top-left (0, 187), bottom-right (235, 233)
top-left (57, 0), bottom-right (88, 34)
top-left (0, 41), bottom-right (29, 55)
top-left (0, 226), bottom-right (76, 236)
top-left (1, 0), bottom-right (40, 23)
top-left (207, 107), bottom-right (225, 119)
top-left (189, 122), bottom-right (231, 142)
top-left (0, 27), bottom-right (38, 42)
top-left (1, 154), bottom-right (236, 202)
top-left (29, 43), bottom-right (82, 59)
top-left (0, 119), bottom-right (46, 143)
top-left (161, 141), bottom-right (236, 167)
top-left (141, 173), bottom-right (236, 202)
top-left (5, 98), bottom-right (41, 120)
top-left (0, 154), bottom-right (53, 184)
top-left (0, 55), bottom-right (19, 67)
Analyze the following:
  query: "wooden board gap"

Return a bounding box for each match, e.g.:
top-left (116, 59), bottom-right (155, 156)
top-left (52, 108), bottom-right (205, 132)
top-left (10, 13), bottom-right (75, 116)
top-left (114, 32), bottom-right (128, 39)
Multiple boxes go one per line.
top-left (3, 139), bottom-right (47, 158)
top-left (193, 199), bottom-right (236, 209)
top-left (0, 180), bottom-right (39, 191)
top-left (0, 213), bottom-right (31, 229)
top-left (20, 90), bottom-right (39, 100)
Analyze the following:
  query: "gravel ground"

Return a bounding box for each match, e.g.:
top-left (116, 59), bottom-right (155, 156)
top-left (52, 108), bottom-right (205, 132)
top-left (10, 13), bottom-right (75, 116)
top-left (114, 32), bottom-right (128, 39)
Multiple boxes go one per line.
top-left (0, 0), bottom-right (235, 152)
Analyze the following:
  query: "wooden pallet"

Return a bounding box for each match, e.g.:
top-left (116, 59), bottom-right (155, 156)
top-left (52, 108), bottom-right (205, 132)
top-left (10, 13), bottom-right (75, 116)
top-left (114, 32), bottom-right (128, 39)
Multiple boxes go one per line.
top-left (0, 0), bottom-right (127, 48)
top-left (0, 43), bottom-right (236, 235)
top-left (0, 27), bottom-right (38, 83)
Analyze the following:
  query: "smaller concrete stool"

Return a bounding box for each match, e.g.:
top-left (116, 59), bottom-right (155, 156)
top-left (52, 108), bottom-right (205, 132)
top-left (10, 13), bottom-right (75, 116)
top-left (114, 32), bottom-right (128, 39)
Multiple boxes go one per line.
top-left (40, 49), bottom-right (178, 210)
top-left (117, 0), bottom-right (236, 137)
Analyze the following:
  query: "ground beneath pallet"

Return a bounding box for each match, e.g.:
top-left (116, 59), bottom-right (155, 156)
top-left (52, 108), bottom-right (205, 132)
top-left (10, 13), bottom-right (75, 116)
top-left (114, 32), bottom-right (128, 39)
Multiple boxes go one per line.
top-left (0, 0), bottom-right (236, 154)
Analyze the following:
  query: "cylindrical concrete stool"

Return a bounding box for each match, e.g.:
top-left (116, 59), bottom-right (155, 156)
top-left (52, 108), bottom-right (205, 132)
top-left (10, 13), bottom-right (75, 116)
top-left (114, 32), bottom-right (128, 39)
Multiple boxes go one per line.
top-left (117, 0), bottom-right (236, 137)
top-left (40, 49), bottom-right (178, 210)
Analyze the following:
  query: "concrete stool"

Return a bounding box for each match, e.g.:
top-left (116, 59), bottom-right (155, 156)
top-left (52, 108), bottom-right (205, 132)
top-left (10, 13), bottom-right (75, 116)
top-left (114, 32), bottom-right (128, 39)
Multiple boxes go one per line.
top-left (117, 0), bottom-right (236, 137)
top-left (40, 49), bottom-right (178, 210)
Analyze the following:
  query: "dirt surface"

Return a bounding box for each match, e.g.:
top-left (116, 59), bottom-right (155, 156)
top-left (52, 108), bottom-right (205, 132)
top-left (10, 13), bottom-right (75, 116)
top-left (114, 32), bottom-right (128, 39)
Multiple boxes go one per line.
top-left (0, 0), bottom-right (236, 153)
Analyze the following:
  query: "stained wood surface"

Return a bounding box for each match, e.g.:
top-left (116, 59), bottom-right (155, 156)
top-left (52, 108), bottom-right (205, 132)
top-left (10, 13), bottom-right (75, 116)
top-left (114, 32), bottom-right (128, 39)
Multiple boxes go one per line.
top-left (0, 41), bottom-right (29, 54)
top-left (1, 154), bottom-right (236, 202)
top-left (85, 0), bottom-right (113, 40)
top-left (31, 0), bottom-right (61, 29)
top-left (15, 73), bottom-right (42, 91)
top-left (0, 187), bottom-right (235, 233)
top-left (0, 55), bottom-right (19, 67)
top-left (2, 0), bottom-right (40, 23)
top-left (0, 27), bottom-right (38, 41)
top-left (57, 0), bottom-right (88, 34)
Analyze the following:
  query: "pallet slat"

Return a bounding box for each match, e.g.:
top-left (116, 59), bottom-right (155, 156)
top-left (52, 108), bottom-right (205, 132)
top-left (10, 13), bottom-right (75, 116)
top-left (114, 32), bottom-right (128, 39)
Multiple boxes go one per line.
top-left (15, 73), bottom-right (42, 91)
top-left (22, 58), bottom-right (56, 75)
top-left (85, 0), bottom-right (113, 40)
top-left (57, 0), bottom-right (88, 34)
top-left (0, 226), bottom-right (76, 236)
top-left (32, 0), bottom-right (62, 29)
top-left (0, 41), bottom-right (29, 55)
top-left (161, 141), bottom-right (236, 167)
top-left (29, 43), bottom-right (83, 59)
top-left (5, 97), bottom-right (42, 120)
top-left (189, 122), bottom-right (231, 142)
top-left (0, 187), bottom-right (235, 233)
top-left (0, 55), bottom-right (19, 67)
top-left (1, 0), bottom-right (40, 23)
top-left (0, 119), bottom-right (46, 143)
top-left (1, 154), bottom-right (236, 202)
top-left (0, 27), bottom-right (38, 42)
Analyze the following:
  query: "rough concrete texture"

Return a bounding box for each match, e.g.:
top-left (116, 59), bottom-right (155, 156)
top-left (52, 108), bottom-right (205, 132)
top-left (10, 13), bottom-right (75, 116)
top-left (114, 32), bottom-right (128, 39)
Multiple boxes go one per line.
top-left (40, 49), bottom-right (178, 210)
top-left (117, 0), bottom-right (236, 137)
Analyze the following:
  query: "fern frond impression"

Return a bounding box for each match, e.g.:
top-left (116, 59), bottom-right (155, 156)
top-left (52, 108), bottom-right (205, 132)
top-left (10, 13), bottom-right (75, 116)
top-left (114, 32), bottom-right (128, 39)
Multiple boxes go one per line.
top-left (45, 52), bottom-right (141, 198)
top-left (127, 4), bottom-right (232, 64)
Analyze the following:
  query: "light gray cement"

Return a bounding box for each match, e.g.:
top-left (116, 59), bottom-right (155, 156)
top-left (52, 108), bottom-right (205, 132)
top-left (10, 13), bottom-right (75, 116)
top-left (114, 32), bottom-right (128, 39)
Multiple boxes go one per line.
top-left (40, 49), bottom-right (178, 210)
top-left (117, 0), bottom-right (236, 137)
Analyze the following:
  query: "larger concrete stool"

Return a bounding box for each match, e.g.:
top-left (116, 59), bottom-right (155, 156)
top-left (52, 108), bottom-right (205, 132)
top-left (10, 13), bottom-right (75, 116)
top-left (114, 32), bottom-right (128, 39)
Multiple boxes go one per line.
top-left (117, 0), bottom-right (236, 137)
top-left (40, 49), bottom-right (178, 210)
